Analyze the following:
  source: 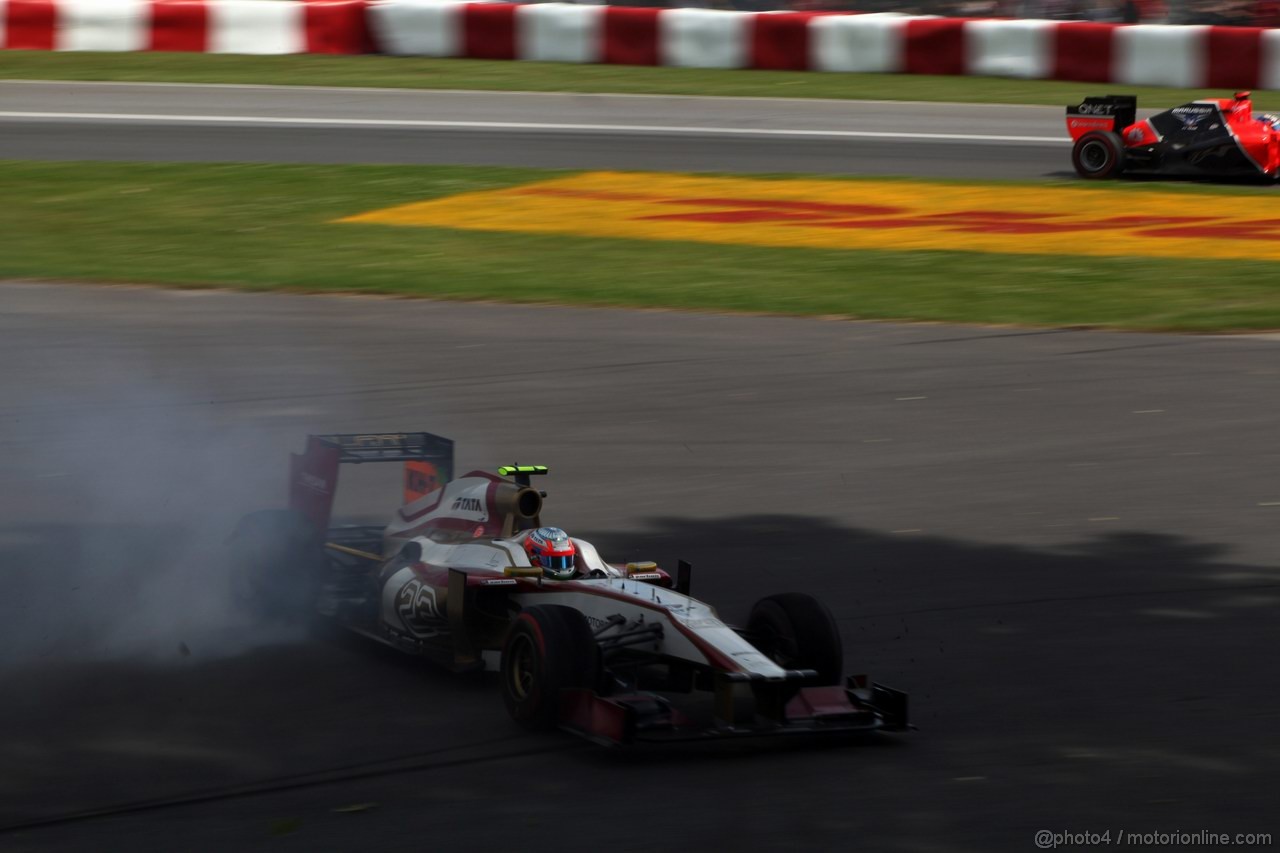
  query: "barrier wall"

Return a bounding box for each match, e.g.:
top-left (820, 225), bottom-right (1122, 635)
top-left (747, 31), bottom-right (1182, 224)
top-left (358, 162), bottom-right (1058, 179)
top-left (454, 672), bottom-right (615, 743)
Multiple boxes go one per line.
top-left (3, 0), bottom-right (1279, 89)
top-left (0, 0), bottom-right (369, 54)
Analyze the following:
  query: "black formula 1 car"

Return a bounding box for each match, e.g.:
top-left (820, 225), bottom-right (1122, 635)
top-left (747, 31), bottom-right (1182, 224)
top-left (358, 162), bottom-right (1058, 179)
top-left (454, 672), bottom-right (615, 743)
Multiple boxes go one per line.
top-left (1067, 92), bottom-right (1280, 180)
top-left (229, 432), bottom-right (910, 746)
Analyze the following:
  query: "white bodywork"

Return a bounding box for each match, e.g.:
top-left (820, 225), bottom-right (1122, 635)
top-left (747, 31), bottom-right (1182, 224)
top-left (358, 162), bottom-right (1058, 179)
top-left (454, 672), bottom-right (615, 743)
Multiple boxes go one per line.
top-left (516, 581), bottom-right (788, 679)
top-left (372, 473), bottom-right (790, 678)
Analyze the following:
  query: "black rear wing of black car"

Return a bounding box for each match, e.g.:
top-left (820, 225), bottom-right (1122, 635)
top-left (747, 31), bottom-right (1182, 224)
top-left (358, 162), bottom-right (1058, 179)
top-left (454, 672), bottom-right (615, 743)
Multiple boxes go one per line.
top-left (1067, 95), bottom-right (1137, 134)
top-left (289, 432), bottom-right (455, 534)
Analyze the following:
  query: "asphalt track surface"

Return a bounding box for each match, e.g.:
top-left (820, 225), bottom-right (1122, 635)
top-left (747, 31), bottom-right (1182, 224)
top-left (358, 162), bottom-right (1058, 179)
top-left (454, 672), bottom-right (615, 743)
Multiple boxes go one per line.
top-left (0, 80), bottom-right (1075, 177)
top-left (2, 81), bottom-right (1278, 852)
top-left (1, 283), bottom-right (1278, 853)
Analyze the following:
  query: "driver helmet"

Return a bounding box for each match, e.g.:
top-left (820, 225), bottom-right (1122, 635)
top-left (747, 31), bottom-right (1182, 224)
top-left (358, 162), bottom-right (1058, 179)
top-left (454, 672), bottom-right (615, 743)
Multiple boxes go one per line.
top-left (524, 527), bottom-right (576, 580)
top-left (1259, 113), bottom-right (1280, 130)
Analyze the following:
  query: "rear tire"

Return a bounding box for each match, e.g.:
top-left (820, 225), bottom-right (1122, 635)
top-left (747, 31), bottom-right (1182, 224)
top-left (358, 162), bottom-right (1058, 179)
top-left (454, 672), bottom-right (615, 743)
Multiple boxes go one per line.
top-left (746, 593), bottom-right (844, 685)
top-left (501, 605), bottom-right (599, 730)
top-left (1072, 131), bottom-right (1125, 179)
top-left (227, 509), bottom-right (324, 622)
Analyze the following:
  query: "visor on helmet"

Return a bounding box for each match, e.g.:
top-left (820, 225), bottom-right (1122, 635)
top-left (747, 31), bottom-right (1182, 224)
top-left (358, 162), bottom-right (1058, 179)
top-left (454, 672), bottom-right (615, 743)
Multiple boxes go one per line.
top-left (540, 555), bottom-right (574, 572)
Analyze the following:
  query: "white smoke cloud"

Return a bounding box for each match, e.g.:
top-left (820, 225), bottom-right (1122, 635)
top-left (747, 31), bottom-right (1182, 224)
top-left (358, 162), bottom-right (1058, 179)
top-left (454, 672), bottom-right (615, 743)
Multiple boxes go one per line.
top-left (0, 358), bottom-right (311, 667)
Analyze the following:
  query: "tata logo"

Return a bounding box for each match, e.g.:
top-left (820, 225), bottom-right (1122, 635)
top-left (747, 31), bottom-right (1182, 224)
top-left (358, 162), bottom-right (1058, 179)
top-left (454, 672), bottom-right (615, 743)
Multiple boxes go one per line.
top-left (451, 497), bottom-right (483, 513)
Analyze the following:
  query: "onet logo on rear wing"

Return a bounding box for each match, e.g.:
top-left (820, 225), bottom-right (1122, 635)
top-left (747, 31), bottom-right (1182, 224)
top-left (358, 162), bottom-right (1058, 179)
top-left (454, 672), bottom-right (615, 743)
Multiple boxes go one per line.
top-left (289, 432), bottom-right (455, 534)
top-left (1066, 95), bottom-right (1138, 140)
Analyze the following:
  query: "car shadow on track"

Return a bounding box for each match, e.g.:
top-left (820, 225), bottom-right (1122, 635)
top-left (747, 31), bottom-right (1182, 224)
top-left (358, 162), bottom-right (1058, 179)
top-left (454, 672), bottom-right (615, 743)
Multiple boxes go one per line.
top-left (0, 516), bottom-right (1277, 833)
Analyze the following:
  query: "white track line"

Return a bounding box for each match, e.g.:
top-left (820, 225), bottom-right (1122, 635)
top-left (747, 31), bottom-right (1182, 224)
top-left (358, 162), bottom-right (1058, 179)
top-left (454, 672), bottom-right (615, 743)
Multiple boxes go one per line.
top-left (0, 78), bottom-right (1066, 111)
top-left (0, 111), bottom-right (1066, 144)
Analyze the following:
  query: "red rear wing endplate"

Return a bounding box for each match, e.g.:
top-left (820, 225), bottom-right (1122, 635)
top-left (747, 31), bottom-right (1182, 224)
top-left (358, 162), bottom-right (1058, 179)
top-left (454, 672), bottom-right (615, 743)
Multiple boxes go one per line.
top-left (288, 432), bottom-right (455, 533)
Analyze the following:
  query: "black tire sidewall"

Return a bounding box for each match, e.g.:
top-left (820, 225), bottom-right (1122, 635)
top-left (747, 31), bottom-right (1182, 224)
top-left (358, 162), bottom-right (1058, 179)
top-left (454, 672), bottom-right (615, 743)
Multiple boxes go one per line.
top-left (1072, 131), bottom-right (1124, 179)
top-left (501, 605), bottom-right (598, 730)
top-left (227, 509), bottom-right (323, 620)
top-left (747, 592), bottom-right (844, 685)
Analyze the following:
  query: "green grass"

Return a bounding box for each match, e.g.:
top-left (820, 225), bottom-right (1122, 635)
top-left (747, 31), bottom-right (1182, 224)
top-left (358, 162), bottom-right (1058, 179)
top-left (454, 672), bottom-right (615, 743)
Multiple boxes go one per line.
top-left (3, 160), bottom-right (1278, 331)
top-left (4, 51), bottom-right (1279, 108)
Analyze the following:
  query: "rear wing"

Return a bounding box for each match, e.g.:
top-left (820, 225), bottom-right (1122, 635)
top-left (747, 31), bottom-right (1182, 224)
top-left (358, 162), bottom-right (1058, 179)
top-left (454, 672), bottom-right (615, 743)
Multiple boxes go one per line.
top-left (1066, 95), bottom-right (1137, 141)
top-left (289, 432), bottom-right (454, 534)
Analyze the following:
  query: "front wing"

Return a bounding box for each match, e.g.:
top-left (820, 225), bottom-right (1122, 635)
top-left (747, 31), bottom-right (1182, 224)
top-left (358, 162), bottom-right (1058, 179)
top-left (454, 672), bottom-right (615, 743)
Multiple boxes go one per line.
top-left (559, 680), bottom-right (910, 747)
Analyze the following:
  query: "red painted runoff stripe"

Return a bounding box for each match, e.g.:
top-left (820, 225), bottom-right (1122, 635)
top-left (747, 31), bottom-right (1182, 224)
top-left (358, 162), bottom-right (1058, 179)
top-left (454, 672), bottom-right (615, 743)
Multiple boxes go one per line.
top-left (5, 0), bottom-right (57, 50)
top-left (903, 17), bottom-right (967, 76)
top-left (149, 0), bottom-right (208, 52)
top-left (750, 12), bottom-right (818, 71)
top-left (1053, 22), bottom-right (1115, 83)
top-left (463, 2), bottom-right (516, 60)
top-left (602, 6), bottom-right (660, 66)
top-left (1206, 26), bottom-right (1262, 89)
top-left (303, 0), bottom-right (371, 55)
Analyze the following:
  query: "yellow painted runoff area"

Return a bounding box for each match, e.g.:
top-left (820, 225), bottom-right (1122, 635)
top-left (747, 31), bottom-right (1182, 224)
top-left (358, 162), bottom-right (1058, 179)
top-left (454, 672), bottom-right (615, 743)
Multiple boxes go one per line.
top-left (339, 173), bottom-right (1280, 261)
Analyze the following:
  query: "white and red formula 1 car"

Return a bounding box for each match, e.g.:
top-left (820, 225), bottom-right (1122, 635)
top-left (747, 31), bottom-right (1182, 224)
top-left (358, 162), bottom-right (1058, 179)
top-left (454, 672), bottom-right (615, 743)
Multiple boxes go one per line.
top-left (229, 432), bottom-right (909, 746)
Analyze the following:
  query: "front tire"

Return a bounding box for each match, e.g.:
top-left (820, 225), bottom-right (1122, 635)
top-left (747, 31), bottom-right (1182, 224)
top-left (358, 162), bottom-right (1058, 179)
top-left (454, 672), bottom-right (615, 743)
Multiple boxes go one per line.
top-left (1072, 131), bottom-right (1125, 179)
top-left (746, 593), bottom-right (844, 685)
top-left (501, 605), bottom-right (599, 730)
